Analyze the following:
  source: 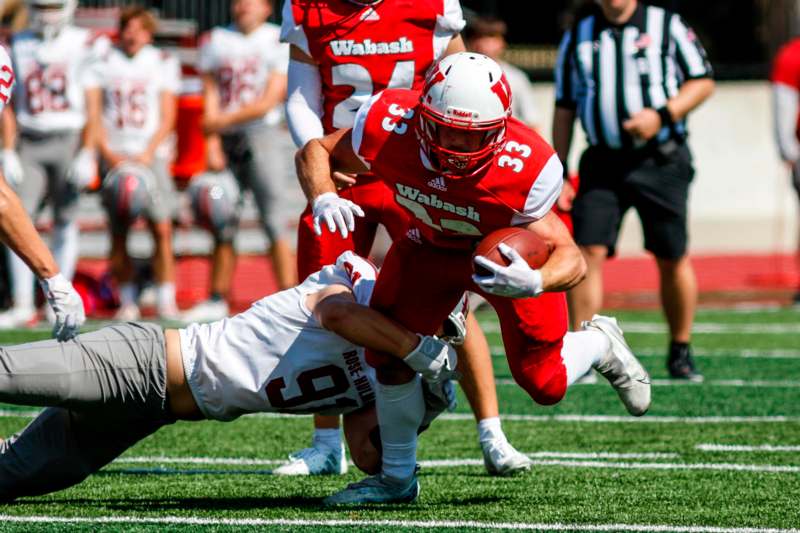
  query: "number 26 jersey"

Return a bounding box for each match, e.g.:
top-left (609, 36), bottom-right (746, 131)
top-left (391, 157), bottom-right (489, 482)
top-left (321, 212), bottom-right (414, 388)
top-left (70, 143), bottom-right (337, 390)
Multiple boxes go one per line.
top-left (280, 0), bottom-right (464, 134)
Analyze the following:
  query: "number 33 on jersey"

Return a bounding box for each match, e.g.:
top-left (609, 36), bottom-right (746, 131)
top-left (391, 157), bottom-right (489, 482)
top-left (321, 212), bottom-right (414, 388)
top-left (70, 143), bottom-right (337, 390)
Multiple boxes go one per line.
top-left (352, 88), bottom-right (565, 249)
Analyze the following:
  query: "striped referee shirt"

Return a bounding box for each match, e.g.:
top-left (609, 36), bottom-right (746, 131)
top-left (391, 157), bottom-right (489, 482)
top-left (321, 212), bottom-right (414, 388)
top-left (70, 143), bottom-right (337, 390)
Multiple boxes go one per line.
top-left (554, 3), bottom-right (713, 150)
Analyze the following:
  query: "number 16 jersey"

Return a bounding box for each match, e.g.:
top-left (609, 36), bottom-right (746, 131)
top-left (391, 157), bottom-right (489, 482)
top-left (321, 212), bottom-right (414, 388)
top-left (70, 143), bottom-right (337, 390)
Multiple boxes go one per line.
top-left (280, 0), bottom-right (464, 134)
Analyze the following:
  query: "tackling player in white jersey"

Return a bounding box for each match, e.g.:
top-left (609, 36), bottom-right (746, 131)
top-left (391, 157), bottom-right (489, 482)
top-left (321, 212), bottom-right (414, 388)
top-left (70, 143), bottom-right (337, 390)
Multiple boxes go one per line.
top-left (0, 0), bottom-right (109, 328)
top-left (0, 40), bottom-right (85, 340)
top-left (0, 251), bottom-right (456, 500)
top-left (182, 0), bottom-right (296, 323)
top-left (85, 7), bottom-right (180, 320)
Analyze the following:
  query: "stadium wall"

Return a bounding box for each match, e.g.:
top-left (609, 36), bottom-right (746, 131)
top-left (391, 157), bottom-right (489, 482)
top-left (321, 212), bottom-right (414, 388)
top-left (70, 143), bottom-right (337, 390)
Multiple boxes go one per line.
top-left (531, 81), bottom-right (796, 257)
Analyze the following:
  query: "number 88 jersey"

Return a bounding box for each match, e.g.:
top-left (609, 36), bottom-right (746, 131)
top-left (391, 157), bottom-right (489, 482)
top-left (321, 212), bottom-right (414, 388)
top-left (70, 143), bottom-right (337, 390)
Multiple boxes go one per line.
top-left (280, 0), bottom-right (464, 134)
top-left (10, 26), bottom-right (109, 133)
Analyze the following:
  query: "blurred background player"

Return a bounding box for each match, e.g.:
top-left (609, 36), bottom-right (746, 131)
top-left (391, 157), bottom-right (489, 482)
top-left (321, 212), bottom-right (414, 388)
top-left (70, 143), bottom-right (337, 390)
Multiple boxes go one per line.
top-left (772, 36), bottom-right (800, 305)
top-left (0, 0), bottom-right (107, 328)
top-left (464, 15), bottom-right (539, 131)
top-left (0, 33), bottom-right (84, 340)
top-left (553, 0), bottom-right (714, 381)
top-left (280, 0), bottom-right (530, 478)
top-left (85, 6), bottom-right (180, 320)
top-left (183, 0), bottom-right (295, 322)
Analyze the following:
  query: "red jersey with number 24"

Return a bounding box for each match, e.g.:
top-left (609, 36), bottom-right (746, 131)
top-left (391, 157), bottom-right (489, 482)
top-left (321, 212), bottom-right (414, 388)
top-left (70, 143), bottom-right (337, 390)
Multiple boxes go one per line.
top-left (280, 0), bottom-right (464, 134)
top-left (351, 88), bottom-right (564, 250)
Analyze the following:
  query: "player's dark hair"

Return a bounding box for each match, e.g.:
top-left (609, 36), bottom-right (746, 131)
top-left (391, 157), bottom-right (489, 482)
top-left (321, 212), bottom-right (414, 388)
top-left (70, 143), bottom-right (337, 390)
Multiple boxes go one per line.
top-left (119, 6), bottom-right (158, 35)
top-left (464, 16), bottom-right (508, 42)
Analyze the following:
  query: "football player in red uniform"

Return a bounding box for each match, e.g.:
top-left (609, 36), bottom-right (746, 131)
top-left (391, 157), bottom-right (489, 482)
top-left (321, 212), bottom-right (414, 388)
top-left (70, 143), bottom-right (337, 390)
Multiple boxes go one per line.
top-left (296, 53), bottom-right (652, 504)
top-left (281, 0), bottom-right (530, 477)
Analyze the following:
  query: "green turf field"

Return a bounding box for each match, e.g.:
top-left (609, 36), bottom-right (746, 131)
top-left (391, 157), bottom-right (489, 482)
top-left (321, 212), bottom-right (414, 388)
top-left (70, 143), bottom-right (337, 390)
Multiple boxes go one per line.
top-left (0, 307), bottom-right (798, 532)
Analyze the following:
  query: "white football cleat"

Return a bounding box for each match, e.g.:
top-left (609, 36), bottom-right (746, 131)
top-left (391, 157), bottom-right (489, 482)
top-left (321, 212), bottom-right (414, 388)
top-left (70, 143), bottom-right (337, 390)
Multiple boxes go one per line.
top-left (180, 299), bottom-right (229, 323)
top-left (114, 303), bottom-right (141, 322)
top-left (481, 438), bottom-right (532, 476)
top-left (157, 303), bottom-right (181, 322)
top-left (584, 315), bottom-right (651, 416)
top-left (0, 306), bottom-right (38, 329)
top-left (272, 443), bottom-right (347, 476)
top-left (323, 474), bottom-right (419, 506)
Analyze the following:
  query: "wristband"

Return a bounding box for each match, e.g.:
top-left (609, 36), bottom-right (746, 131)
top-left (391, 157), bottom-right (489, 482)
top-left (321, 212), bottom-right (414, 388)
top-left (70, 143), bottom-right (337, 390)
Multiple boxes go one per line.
top-left (656, 106), bottom-right (673, 128)
top-left (530, 269), bottom-right (544, 297)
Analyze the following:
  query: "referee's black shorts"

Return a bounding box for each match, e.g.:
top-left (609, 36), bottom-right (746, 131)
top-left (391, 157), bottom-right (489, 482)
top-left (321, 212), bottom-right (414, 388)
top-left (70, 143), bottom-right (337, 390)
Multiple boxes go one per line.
top-left (572, 142), bottom-right (695, 260)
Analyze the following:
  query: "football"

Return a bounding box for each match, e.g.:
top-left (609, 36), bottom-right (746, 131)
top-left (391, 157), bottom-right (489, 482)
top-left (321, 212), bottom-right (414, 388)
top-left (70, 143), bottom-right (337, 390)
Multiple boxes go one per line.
top-left (472, 227), bottom-right (552, 275)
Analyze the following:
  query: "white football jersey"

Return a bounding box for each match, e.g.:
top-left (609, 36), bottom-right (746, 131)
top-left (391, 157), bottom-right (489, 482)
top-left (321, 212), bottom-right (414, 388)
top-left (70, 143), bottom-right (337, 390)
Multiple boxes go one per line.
top-left (86, 45), bottom-right (180, 156)
top-left (179, 252), bottom-right (378, 422)
top-left (197, 22), bottom-right (288, 131)
top-left (10, 26), bottom-right (110, 133)
top-left (0, 45), bottom-right (14, 114)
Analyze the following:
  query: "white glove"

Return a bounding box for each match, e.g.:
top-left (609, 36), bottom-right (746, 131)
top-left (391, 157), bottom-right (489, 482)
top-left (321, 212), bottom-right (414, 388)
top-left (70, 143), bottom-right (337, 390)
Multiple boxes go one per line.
top-left (403, 335), bottom-right (458, 382)
top-left (67, 148), bottom-right (98, 190)
top-left (39, 273), bottom-right (86, 341)
top-left (472, 243), bottom-right (544, 298)
top-left (1, 149), bottom-right (23, 187)
top-left (311, 192), bottom-right (364, 238)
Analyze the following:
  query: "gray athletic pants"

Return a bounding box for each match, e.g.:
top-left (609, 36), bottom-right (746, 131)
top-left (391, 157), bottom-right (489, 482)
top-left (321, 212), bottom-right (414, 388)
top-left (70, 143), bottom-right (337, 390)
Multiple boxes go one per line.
top-left (222, 124), bottom-right (295, 245)
top-left (16, 131), bottom-right (82, 225)
top-left (0, 322), bottom-right (175, 500)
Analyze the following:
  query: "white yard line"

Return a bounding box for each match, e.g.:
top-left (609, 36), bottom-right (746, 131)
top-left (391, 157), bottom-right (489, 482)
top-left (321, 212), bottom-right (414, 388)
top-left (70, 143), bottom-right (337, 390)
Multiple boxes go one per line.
top-left (492, 378), bottom-right (800, 388)
top-left (697, 444), bottom-right (800, 453)
top-left (113, 451), bottom-right (679, 468)
top-left (479, 322), bottom-right (800, 335)
top-left (490, 345), bottom-right (800, 360)
top-left (0, 515), bottom-right (795, 533)
top-left (109, 457), bottom-right (800, 475)
top-left (1, 410), bottom-right (797, 424)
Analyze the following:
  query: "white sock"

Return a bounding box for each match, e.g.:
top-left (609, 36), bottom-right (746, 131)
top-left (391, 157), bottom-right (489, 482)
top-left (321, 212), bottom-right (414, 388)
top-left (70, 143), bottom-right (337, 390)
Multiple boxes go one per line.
top-left (477, 416), bottom-right (506, 444)
top-left (51, 222), bottom-right (79, 281)
top-left (562, 330), bottom-right (610, 386)
top-left (119, 282), bottom-right (138, 307)
top-left (8, 252), bottom-right (35, 310)
top-left (376, 375), bottom-right (424, 483)
top-left (312, 428), bottom-right (342, 451)
top-left (156, 282), bottom-right (176, 310)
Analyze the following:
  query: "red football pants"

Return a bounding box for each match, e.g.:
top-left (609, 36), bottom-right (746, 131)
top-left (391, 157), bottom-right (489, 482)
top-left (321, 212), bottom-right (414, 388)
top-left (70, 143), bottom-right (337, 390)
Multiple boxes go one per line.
top-left (369, 236), bottom-right (569, 406)
top-left (297, 180), bottom-right (411, 280)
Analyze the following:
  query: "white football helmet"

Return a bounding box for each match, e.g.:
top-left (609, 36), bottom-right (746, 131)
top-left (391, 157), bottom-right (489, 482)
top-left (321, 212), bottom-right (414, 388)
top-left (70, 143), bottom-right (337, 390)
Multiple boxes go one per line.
top-left (26, 0), bottom-right (77, 40)
top-left (417, 52), bottom-right (512, 178)
top-left (188, 170), bottom-right (241, 242)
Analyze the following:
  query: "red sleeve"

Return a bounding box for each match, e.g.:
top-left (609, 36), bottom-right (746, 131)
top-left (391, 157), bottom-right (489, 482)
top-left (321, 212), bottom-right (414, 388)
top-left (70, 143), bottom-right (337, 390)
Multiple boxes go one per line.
top-left (772, 40), bottom-right (800, 89)
top-left (351, 89), bottom-right (420, 168)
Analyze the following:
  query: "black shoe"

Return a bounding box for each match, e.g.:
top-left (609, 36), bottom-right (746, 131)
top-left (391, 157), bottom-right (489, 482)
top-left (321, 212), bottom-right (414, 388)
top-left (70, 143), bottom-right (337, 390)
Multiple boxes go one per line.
top-left (793, 292), bottom-right (800, 306)
top-left (667, 342), bottom-right (703, 382)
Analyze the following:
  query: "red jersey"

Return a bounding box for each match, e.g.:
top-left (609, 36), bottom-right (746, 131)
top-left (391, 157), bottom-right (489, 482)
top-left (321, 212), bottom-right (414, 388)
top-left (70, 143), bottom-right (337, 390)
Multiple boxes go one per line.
top-left (352, 89), bottom-right (564, 250)
top-left (772, 38), bottom-right (800, 141)
top-left (280, 0), bottom-right (464, 134)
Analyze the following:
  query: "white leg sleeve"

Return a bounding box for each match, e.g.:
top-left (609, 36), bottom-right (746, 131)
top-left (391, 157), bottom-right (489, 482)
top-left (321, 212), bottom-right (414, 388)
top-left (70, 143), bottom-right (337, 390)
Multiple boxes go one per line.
top-left (562, 330), bottom-right (610, 386)
top-left (51, 222), bottom-right (79, 281)
top-left (376, 375), bottom-right (424, 482)
top-left (8, 252), bottom-right (35, 309)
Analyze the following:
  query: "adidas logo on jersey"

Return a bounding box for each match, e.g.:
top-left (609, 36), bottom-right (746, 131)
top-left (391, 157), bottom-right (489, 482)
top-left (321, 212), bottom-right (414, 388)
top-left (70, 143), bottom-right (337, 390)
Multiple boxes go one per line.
top-left (329, 37), bottom-right (414, 57)
top-left (427, 176), bottom-right (447, 192)
top-left (360, 8), bottom-right (380, 21)
top-left (406, 227), bottom-right (422, 243)
top-left (396, 183), bottom-right (480, 222)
